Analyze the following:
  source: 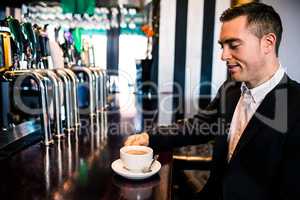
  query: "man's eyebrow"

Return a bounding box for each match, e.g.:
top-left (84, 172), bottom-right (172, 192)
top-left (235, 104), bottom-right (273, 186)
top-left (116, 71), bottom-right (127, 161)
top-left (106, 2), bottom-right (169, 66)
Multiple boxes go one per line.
top-left (218, 38), bottom-right (242, 45)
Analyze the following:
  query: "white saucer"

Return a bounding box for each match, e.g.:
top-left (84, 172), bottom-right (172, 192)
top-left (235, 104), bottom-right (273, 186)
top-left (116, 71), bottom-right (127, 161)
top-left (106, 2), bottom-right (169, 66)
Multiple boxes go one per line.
top-left (111, 159), bottom-right (161, 180)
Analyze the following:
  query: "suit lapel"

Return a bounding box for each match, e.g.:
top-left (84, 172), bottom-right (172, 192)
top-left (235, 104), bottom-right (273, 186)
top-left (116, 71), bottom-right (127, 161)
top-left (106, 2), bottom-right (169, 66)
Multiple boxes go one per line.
top-left (223, 82), bottom-right (241, 128)
top-left (229, 101), bottom-right (272, 162)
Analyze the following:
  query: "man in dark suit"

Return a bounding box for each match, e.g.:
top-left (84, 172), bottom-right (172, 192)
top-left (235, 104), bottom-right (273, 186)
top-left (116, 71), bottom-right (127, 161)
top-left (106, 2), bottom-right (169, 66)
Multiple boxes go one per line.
top-left (125, 2), bottom-right (300, 200)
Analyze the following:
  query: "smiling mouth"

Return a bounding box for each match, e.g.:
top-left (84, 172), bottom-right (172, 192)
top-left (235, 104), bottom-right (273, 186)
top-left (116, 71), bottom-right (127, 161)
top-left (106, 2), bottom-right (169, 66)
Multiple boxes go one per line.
top-left (227, 63), bottom-right (240, 73)
top-left (227, 63), bottom-right (240, 67)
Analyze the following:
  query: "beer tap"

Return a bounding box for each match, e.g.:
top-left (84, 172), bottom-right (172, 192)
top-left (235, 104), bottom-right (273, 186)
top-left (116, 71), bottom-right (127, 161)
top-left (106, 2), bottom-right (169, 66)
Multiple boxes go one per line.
top-left (21, 22), bottom-right (38, 69)
top-left (38, 70), bottom-right (65, 139)
top-left (3, 70), bottom-right (54, 146)
top-left (6, 17), bottom-right (28, 70)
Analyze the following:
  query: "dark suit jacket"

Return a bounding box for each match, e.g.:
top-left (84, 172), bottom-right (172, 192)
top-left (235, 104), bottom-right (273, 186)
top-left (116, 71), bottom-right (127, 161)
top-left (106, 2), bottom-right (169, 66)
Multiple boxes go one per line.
top-left (150, 74), bottom-right (300, 200)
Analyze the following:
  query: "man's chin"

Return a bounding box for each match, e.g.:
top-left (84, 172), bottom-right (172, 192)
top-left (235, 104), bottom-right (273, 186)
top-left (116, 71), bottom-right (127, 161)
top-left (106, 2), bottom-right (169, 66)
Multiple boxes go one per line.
top-left (230, 74), bottom-right (243, 82)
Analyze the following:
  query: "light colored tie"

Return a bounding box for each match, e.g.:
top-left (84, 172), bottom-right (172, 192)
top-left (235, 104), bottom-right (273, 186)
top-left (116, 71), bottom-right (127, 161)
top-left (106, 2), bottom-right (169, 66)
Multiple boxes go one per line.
top-left (228, 90), bottom-right (252, 161)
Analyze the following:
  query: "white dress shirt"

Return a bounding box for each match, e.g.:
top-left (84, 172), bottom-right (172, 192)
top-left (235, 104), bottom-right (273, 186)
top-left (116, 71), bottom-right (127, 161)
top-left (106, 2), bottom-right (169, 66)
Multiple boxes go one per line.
top-left (227, 66), bottom-right (285, 160)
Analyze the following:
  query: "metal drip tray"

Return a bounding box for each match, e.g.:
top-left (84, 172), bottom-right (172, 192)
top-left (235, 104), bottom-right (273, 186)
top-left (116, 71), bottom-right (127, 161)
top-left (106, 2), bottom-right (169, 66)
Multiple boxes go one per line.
top-left (0, 120), bottom-right (42, 160)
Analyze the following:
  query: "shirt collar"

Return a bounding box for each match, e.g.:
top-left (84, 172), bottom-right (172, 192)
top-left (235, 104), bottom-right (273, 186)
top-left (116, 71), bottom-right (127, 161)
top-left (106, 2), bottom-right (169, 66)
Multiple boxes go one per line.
top-left (240, 65), bottom-right (285, 103)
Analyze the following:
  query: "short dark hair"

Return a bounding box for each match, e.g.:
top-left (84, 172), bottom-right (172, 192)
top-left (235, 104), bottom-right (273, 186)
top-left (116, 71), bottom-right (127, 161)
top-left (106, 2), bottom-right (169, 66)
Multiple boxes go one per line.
top-left (220, 2), bottom-right (282, 56)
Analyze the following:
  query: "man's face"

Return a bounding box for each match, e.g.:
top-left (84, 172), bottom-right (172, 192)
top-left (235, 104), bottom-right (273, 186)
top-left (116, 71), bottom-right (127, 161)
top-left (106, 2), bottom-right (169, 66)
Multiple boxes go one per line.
top-left (219, 15), bottom-right (267, 85)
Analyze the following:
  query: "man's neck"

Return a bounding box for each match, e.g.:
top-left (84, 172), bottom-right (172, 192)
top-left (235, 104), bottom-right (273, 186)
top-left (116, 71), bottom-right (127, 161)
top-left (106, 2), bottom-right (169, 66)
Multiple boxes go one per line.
top-left (246, 59), bottom-right (280, 89)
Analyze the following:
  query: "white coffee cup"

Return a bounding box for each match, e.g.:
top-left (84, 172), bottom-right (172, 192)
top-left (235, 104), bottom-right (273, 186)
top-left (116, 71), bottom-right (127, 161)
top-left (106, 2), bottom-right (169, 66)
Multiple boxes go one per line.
top-left (120, 146), bottom-right (153, 173)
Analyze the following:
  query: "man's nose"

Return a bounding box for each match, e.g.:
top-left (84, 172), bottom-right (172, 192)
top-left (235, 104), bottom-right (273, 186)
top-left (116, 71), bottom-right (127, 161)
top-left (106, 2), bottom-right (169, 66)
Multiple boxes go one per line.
top-left (221, 47), bottom-right (232, 61)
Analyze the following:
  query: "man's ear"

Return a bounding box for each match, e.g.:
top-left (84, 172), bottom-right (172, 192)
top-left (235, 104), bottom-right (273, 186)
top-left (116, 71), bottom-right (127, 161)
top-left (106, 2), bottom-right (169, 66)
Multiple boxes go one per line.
top-left (262, 33), bottom-right (277, 54)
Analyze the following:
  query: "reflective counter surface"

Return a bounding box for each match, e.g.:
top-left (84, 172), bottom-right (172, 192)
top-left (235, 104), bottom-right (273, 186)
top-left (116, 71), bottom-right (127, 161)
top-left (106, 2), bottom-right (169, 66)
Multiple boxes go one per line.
top-left (0, 94), bottom-right (173, 200)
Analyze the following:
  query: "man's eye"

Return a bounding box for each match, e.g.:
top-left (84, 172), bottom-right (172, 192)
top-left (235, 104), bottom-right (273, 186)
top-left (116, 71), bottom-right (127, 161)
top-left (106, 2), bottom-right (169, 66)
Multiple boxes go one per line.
top-left (229, 43), bottom-right (240, 49)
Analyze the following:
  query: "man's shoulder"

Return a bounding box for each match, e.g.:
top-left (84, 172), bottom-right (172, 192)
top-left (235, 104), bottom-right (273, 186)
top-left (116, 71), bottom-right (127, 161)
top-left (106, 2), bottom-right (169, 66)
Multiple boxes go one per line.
top-left (285, 77), bottom-right (300, 134)
top-left (280, 76), bottom-right (300, 122)
top-left (277, 75), bottom-right (300, 102)
top-left (286, 77), bottom-right (300, 110)
top-left (269, 75), bottom-right (300, 103)
top-left (287, 76), bottom-right (300, 93)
